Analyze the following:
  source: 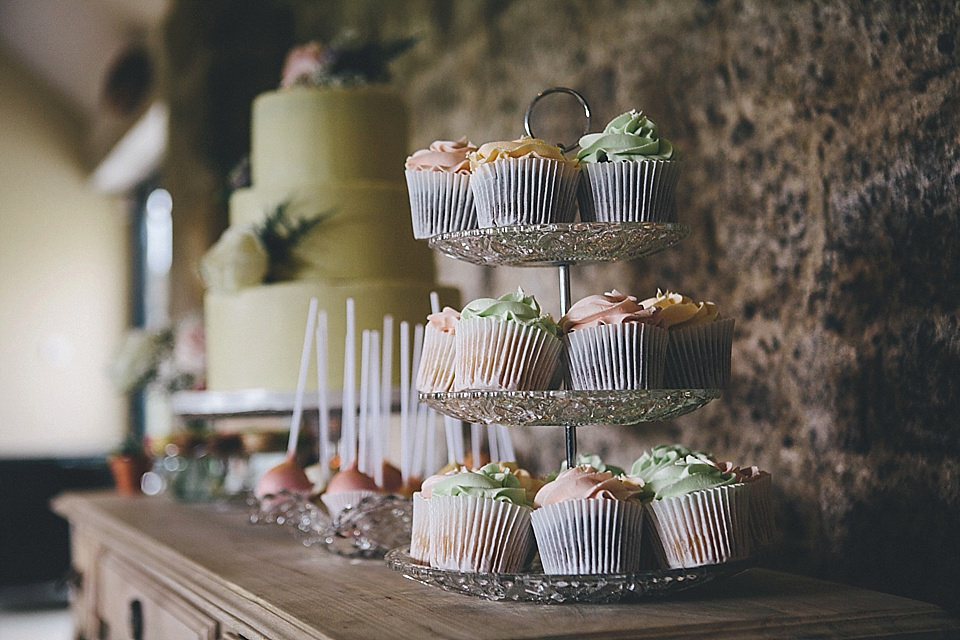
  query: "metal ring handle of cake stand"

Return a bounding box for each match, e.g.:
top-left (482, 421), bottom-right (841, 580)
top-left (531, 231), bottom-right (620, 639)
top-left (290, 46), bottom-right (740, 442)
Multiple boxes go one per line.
top-left (525, 87), bottom-right (592, 467)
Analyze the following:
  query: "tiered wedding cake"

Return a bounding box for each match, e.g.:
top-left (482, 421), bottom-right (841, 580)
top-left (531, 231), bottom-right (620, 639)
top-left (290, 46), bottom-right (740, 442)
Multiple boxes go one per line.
top-left (202, 43), bottom-right (458, 393)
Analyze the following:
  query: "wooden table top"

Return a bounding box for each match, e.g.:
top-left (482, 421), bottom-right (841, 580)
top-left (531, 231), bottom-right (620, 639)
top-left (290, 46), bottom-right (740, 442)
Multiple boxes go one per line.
top-left (53, 491), bottom-right (960, 640)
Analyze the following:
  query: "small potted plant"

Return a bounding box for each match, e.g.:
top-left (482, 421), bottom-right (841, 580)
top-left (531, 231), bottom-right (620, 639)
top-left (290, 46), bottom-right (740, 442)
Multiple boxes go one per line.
top-left (108, 433), bottom-right (153, 496)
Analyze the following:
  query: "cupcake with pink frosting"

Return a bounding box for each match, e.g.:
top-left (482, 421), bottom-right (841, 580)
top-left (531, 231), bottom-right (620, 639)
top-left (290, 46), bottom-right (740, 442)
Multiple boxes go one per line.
top-left (416, 306), bottom-right (460, 393)
top-left (640, 290), bottom-right (735, 389)
top-left (532, 465), bottom-right (649, 574)
top-left (559, 290), bottom-right (669, 390)
top-left (405, 138), bottom-right (478, 238)
top-left (469, 136), bottom-right (580, 228)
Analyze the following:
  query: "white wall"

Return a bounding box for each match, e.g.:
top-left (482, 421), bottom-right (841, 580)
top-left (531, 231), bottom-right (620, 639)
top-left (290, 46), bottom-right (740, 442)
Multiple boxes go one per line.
top-left (0, 48), bottom-right (129, 457)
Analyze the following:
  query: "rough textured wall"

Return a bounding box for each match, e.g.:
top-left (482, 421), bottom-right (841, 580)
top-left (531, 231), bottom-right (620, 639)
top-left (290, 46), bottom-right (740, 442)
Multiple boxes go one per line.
top-left (164, 0), bottom-right (960, 612)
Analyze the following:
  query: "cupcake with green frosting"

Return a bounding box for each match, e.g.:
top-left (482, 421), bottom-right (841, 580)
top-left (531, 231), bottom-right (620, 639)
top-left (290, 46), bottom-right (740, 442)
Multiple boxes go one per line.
top-left (576, 109), bottom-right (681, 223)
top-left (632, 445), bottom-right (751, 569)
top-left (427, 463), bottom-right (535, 572)
top-left (454, 288), bottom-right (562, 391)
top-left (469, 136), bottom-right (581, 227)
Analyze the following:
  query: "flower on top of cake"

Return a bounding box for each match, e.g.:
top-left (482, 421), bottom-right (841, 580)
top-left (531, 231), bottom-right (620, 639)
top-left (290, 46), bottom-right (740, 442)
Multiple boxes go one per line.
top-left (279, 31), bottom-right (416, 89)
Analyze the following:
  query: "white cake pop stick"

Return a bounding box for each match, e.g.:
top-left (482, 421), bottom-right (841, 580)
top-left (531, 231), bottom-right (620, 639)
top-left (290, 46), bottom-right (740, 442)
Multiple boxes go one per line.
top-left (315, 309), bottom-right (330, 482)
top-left (487, 423), bottom-right (500, 463)
top-left (399, 321), bottom-right (411, 483)
top-left (342, 298), bottom-right (357, 469)
top-left (371, 330), bottom-right (384, 488)
top-left (426, 408), bottom-right (438, 476)
top-left (429, 291), bottom-right (440, 315)
top-left (287, 298), bottom-right (319, 459)
top-left (498, 424), bottom-right (515, 462)
top-left (380, 315), bottom-right (393, 475)
top-left (471, 423), bottom-right (482, 469)
top-left (358, 330), bottom-right (371, 475)
top-left (444, 416), bottom-right (457, 465)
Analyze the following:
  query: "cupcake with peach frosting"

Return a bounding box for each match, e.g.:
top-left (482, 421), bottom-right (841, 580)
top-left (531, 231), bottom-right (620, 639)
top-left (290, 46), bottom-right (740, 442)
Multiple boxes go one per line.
top-left (560, 290), bottom-right (669, 390)
top-left (416, 306), bottom-right (460, 393)
top-left (641, 289), bottom-right (735, 389)
top-left (531, 466), bottom-right (649, 574)
top-left (404, 137), bottom-right (478, 238)
top-left (468, 135), bottom-right (580, 228)
top-left (576, 109), bottom-right (682, 223)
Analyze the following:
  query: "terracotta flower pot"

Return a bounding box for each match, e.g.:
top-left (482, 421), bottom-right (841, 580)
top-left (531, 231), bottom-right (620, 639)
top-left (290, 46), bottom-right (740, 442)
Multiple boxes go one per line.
top-left (109, 454), bottom-right (153, 496)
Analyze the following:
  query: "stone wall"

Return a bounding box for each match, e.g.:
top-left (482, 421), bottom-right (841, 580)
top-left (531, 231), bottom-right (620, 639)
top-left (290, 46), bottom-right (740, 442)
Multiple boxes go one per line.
top-left (163, 0), bottom-right (960, 612)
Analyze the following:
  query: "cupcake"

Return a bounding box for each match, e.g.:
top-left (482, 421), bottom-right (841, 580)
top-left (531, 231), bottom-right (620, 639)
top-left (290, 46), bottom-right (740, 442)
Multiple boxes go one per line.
top-left (416, 306), bottom-right (460, 393)
top-left (640, 290), bottom-right (735, 389)
top-left (632, 448), bottom-right (751, 569)
top-left (405, 138), bottom-right (479, 239)
top-left (560, 290), bottom-right (669, 390)
top-left (532, 466), bottom-right (649, 574)
top-left (427, 463), bottom-right (535, 573)
top-left (469, 136), bottom-right (580, 228)
top-left (576, 110), bottom-right (681, 223)
top-left (732, 464), bottom-right (775, 550)
top-left (410, 463), bottom-right (466, 565)
top-left (454, 288), bottom-right (562, 391)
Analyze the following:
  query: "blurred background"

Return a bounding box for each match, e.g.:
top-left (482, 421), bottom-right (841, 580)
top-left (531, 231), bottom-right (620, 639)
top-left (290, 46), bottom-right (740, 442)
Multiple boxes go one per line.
top-left (0, 0), bottom-right (958, 633)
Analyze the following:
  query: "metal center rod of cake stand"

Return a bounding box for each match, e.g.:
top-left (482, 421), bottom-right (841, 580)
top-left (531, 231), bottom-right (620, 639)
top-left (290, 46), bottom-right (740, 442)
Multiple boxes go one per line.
top-left (558, 264), bottom-right (577, 469)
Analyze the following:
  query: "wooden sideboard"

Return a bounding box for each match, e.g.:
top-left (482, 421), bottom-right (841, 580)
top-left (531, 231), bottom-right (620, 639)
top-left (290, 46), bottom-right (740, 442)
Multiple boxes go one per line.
top-left (52, 491), bottom-right (960, 640)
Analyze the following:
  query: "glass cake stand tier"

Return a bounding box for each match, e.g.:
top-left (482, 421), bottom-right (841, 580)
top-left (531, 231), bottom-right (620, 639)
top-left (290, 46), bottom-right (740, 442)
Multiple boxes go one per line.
top-left (386, 548), bottom-right (751, 604)
top-left (419, 389), bottom-right (721, 427)
top-left (427, 222), bottom-right (691, 267)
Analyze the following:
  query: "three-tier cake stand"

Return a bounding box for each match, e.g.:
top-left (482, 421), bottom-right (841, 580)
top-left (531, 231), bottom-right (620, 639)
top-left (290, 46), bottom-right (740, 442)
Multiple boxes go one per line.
top-left (386, 89), bottom-right (743, 603)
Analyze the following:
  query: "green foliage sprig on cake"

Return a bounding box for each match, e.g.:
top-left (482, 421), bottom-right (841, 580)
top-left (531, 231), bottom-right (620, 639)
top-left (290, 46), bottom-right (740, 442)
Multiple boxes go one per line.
top-left (199, 202), bottom-right (331, 293)
top-left (280, 31), bottom-right (417, 88)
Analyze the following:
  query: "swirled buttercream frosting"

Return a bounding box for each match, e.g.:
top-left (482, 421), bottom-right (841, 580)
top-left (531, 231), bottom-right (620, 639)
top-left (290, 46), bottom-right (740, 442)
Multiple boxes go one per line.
top-left (637, 454), bottom-right (737, 501)
top-left (405, 138), bottom-right (477, 174)
top-left (559, 290), bottom-right (661, 332)
top-left (639, 289), bottom-right (721, 329)
top-left (469, 136), bottom-right (579, 170)
top-left (535, 466), bottom-right (648, 508)
top-left (577, 110), bottom-right (676, 163)
top-left (630, 444), bottom-right (715, 481)
top-left (429, 462), bottom-right (533, 507)
top-left (460, 288), bottom-right (560, 337)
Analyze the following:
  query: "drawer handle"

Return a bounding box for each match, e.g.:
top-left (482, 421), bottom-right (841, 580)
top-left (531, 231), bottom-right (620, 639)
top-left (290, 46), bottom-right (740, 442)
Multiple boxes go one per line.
top-left (129, 598), bottom-right (144, 640)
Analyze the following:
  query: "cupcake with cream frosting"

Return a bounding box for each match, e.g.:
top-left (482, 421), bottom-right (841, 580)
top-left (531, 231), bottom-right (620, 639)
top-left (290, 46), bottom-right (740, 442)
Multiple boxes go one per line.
top-left (427, 463), bottom-right (535, 573)
top-left (560, 290), bottom-right (669, 390)
top-left (409, 463), bottom-right (466, 565)
top-left (454, 288), bottom-right (562, 391)
top-left (640, 289), bottom-right (735, 389)
top-left (469, 136), bottom-right (580, 227)
top-left (631, 447), bottom-right (751, 569)
top-left (405, 138), bottom-right (479, 238)
top-left (416, 306), bottom-right (460, 393)
top-left (532, 465), bottom-right (650, 574)
top-left (576, 109), bottom-right (681, 223)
